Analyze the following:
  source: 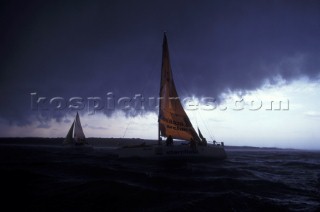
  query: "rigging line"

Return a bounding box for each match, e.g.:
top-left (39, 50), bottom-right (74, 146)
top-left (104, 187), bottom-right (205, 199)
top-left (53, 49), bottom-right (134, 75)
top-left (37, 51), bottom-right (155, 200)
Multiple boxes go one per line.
top-left (174, 64), bottom-right (216, 142)
top-left (122, 117), bottom-right (132, 138)
top-left (198, 110), bottom-right (216, 142)
top-left (194, 110), bottom-right (199, 129)
top-left (186, 107), bottom-right (199, 133)
top-left (171, 62), bottom-right (200, 126)
top-left (169, 53), bottom-right (191, 97)
top-left (173, 66), bottom-right (191, 100)
top-left (174, 68), bottom-right (203, 139)
top-left (122, 99), bottom-right (134, 138)
top-left (170, 56), bottom-right (205, 123)
top-left (121, 48), bottom-right (159, 139)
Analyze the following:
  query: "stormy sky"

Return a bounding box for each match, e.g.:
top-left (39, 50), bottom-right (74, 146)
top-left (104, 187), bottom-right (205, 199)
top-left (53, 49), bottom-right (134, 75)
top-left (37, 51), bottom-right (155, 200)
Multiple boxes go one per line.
top-left (1, 0), bottom-right (320, 148)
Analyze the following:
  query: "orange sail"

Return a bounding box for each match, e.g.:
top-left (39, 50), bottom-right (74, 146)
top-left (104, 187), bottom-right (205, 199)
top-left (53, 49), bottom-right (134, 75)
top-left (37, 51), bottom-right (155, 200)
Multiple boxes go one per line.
top-left (158, 34), bottom-right (200, 142)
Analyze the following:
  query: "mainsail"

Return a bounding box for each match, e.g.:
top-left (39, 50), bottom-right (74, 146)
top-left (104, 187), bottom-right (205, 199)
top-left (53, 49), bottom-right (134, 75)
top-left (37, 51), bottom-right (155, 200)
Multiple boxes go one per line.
top-left (74, 112), bottom-right (86, 143)
top-left (64, 112), bottom-right (86, 144)
top-left (65, 122), bottom-right (75, 143)
top-left (158, 33), bottom-right (200, 142)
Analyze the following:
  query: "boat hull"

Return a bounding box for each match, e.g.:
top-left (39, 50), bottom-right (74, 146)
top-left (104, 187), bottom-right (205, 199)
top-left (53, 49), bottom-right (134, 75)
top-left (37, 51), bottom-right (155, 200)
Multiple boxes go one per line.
top-left (117, 144), bottom-right (227, 160)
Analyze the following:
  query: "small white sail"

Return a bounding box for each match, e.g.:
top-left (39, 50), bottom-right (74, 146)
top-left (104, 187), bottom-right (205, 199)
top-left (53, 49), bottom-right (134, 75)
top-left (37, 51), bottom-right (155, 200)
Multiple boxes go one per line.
top-left (74, 112), bottom-right (86, 144)
top-left (64, 112), bottom-right (86, 145)
top-left (64, 121), bottom-right (75, 143)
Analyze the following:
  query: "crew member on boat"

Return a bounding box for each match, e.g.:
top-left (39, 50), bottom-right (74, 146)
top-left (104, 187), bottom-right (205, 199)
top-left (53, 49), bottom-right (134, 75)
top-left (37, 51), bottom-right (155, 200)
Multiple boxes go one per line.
top-left (200, 137), bottom-right (207, 146)
top-left (166, 135), bottom-right (173, 146)
top-left (190, 137), bottom-right (197, 150)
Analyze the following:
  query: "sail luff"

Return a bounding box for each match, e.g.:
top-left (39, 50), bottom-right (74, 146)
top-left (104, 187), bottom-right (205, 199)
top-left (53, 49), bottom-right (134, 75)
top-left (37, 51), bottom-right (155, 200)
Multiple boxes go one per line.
top-left (158, 33), bottom-right (200, 142)
top-left (65, 121), bottom-right (75, 143)
top-left (73, 112), bottom-right (86, 144)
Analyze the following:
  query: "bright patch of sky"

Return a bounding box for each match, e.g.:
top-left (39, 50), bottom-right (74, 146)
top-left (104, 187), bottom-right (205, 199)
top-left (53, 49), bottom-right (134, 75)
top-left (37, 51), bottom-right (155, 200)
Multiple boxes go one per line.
top-left (1, 77), bottom-right (319, 150)
top-left (187, 77), bottom-right (320, 150)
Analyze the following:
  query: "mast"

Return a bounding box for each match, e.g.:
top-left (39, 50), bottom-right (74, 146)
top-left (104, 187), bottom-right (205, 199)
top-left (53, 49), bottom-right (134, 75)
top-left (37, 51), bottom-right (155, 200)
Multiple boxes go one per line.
top-left (158, 32), bottom-right (167, 144)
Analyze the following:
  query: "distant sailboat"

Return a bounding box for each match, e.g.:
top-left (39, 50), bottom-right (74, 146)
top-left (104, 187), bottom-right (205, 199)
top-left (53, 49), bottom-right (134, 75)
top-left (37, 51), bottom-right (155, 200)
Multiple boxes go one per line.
top-left (117, 33), bottom-right (226, 159)
top-left (64, 112), bottom-right (86, 145)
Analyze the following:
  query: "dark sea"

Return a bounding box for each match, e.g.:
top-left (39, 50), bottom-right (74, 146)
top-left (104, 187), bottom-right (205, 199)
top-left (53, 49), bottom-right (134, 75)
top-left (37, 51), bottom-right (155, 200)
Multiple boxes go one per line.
top-left (0, 138), bottom-right (319, 212)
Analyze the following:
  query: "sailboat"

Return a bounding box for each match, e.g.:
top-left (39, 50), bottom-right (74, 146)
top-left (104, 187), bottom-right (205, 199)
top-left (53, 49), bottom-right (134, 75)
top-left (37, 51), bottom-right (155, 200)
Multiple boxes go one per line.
top-left (117, 33), bottom-right (226, 159)
top-left (64, 112), bottom-right (87, 145)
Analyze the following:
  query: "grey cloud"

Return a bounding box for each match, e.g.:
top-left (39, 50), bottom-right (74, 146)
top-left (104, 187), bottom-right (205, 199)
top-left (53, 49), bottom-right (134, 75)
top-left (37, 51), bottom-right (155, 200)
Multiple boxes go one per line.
top-left (1, 0), bottom-right (320, 126)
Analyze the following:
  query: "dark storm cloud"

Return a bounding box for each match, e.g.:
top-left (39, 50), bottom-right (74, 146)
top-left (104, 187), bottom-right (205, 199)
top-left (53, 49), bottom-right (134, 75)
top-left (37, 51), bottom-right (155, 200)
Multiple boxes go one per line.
top-left (1, 0), bottom-right (320, 125)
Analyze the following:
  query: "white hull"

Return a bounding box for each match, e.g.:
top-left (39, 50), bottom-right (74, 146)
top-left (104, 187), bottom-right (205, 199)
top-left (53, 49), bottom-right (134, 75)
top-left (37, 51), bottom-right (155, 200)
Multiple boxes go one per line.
top-left (117, 144), bottom-right (227, 160)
